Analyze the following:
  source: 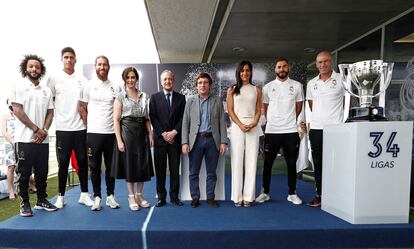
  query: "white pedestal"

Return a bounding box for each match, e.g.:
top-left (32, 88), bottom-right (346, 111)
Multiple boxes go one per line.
top-left (322, 121), bottom-right (413, 224)
top-left (179, 155), bottom-right (225, 200)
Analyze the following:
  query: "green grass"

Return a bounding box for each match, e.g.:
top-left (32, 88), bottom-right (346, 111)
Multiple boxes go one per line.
top-left (0, 173), bottom-right (79, 222)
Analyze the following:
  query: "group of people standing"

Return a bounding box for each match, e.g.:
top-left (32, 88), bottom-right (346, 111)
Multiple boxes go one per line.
top-left (4, 46), bottom-right (346, 217)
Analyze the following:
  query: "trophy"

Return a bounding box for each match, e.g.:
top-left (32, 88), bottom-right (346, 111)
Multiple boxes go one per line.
top-left (338, 60), bottom-right (394, 122)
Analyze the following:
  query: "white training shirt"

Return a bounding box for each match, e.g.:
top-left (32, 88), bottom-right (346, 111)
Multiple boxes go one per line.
top-left (263, 78), bottom-right (304, 134)
top-left (11, 78), bottom-right (54, 143)
top-left (47, 70), bottom-right (87, 131)
top-left (306, 71), bottom-right (345, 130)
top-left (80, 78), bottom-right (121, 134)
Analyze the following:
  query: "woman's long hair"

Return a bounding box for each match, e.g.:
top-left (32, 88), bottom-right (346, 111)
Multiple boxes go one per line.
top-left (233, 60), bottom-right (253, 95)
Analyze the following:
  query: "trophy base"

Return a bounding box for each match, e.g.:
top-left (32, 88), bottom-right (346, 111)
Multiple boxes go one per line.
top-left (346, 106), bottom-right (388, 122)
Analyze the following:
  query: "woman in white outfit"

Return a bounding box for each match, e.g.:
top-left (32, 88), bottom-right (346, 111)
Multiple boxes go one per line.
top-left (227, 61), bottom-right (262, 207)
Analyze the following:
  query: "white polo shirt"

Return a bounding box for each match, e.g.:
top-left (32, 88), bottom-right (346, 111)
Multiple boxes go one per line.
top-left (11, 78), bottom-right (54, 144)
top-left (80, 78), bottom-right (121, 134)
top-left (263, 78), bottom-right (304, 134)
top-left (47, 71), bottom-right (87, 131)
top-left (306, 71), bottom-right (345, 130)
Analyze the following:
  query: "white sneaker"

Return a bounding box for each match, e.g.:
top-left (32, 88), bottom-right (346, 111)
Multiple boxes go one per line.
top-left (255, 193), bottom-right (270, 203)
top-left (79, 192), bottom-right (94, 207)
top-left (54, 195), bottom-right (65, 209)
top-left (287, 194), bottom-right (303, 205)
top-left (91, 197), bottom-right (102, 211)
top-left (106, 195), bottom-right (120, 209)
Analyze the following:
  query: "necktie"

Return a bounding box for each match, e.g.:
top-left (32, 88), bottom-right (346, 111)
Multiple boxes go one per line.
top-left (166, 93), bottom-right (171, 109)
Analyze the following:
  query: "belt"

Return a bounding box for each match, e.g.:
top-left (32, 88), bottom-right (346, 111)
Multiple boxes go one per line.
top-left (197, 132), bottom-right (212, 138)
top-left (122, 116), bottom-right (146, 123)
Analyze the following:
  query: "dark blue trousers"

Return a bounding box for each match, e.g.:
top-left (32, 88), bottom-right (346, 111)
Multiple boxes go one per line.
top-left (189, 135), bottom-right (219, 200)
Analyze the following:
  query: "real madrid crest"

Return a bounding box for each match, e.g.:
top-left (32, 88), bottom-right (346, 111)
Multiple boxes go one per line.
top-left (19, 150), bottom-right (25, 160)
top-left (330, 79), bottom-right (337, 89)
top-left (400, 57), bottom-right (414, 111)
top-left (87, 147), bottom-right (92, 157)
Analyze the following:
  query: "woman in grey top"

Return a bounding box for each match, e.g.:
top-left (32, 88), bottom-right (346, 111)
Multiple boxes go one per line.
top-left (111, 67), bottom-right (154, 211)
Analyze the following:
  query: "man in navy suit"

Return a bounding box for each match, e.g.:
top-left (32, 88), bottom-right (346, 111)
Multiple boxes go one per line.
top-left (150, 70), bottom-right (186, 207)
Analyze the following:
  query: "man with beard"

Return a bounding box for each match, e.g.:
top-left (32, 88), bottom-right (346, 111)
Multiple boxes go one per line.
top-left (79, 55), bottom-right (121, 211)
top-left (48, 47), bottom-right (94, 209)
top-left (11, 54), bottom-right (57, 217)
top-left (255, 58), bottom-right (304, 205)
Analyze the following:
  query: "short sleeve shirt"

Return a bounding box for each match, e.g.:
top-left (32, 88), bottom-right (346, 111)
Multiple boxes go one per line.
top-left (306, 71), bottom-right (345, 130)
top-left (80, 78), bottom-right (121, 134)
top-left (47, 71), bottom-right (87, 131)
top-left (263, 78), bottom-right (304, 134)
top-left (12, 78), bottom-right (54, 143)
top-left (117, 91), bottom-right (149, 118)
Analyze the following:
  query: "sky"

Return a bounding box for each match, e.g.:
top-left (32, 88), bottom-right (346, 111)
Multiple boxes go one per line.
top-left (0, 0), bottom-right (159, 105)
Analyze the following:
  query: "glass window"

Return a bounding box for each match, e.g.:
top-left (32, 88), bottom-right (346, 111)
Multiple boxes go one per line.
top-left (383, 10), bottom-right (414, 122)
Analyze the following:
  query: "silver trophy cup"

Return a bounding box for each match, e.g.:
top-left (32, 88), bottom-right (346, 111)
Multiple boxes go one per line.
top-left (338, 60), bottom-right (394, 121)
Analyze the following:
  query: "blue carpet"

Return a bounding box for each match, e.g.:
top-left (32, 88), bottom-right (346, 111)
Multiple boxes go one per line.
top-left (0, 175), bottom-right (414, 249)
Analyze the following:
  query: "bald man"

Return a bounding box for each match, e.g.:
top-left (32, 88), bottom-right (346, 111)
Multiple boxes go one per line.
top-left (306, 51), bottom-right (345, 207)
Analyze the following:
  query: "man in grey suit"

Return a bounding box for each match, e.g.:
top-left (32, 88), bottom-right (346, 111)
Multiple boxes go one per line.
top-left (182, 73), bottom-right (227, 208)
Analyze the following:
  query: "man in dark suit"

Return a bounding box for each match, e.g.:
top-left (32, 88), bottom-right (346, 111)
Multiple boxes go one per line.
top-left (150, 70), bottom-right (186, 207)
top-left (182, 73), bottom-right (227, 208)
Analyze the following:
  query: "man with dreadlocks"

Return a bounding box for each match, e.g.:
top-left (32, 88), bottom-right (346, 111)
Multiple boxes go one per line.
top-left (10, 54), bottom-right (58, 217)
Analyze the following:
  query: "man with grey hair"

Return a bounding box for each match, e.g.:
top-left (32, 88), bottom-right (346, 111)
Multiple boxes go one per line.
top-left (149, 70), bottom-right (186, 207)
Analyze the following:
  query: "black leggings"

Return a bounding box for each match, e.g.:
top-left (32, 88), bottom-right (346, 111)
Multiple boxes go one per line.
top-left (15, 143), bottom-right (49, 202)
top-left (309, 129), bottom-right (323, 196)
top-left (262, 133), bottom-right (300, 195)
top-left (56, 130), bottom-right (88, 195)
top-left (87, 133), bottom-right (115, 198)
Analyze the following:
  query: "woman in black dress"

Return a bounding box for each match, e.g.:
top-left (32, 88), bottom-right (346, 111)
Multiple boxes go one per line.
top-left (112, 67), bottom-right (154, 211)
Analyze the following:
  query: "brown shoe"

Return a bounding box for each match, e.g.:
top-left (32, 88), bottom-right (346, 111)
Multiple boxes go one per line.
top-left (171, 198), bottom-right (184, 206)
top-left (207, 199), bottom-right (219, 208)
top-left (190, 198), bottom-right (199, 208)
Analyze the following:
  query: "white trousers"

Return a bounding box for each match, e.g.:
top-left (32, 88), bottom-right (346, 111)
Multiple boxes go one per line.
top-left (230, 118), bottom-right (260, 203)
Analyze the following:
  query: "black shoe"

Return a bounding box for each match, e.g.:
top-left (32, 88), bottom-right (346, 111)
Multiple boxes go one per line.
top-left (307, 196), bottom-right (321, 207)
top-left (20, 201), bottom-right (33, 217)
top-left (171, 198), bottom-right (184, 206)
top-left (156, 199), bottom-right (166, 207)
top-left (34, 199), bottom-right (58, 211)
top-left (207, 199), bottom-right (219, 208)
top-left (190, 198), bottom-right (200, 208)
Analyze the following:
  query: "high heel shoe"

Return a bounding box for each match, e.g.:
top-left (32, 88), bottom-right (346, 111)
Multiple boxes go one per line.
top-left (136, 193), bottom-right (150, 208)
top-left (243, 200), bottom-right (252, 208)
top-left (128, 195), bottom-right (139, 211)
top-left (234, 201), bottom-right (243, 207)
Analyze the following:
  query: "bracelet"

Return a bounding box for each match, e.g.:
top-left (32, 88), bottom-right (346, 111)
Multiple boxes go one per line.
top-left (34, 127), bottom-right (39, 133)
